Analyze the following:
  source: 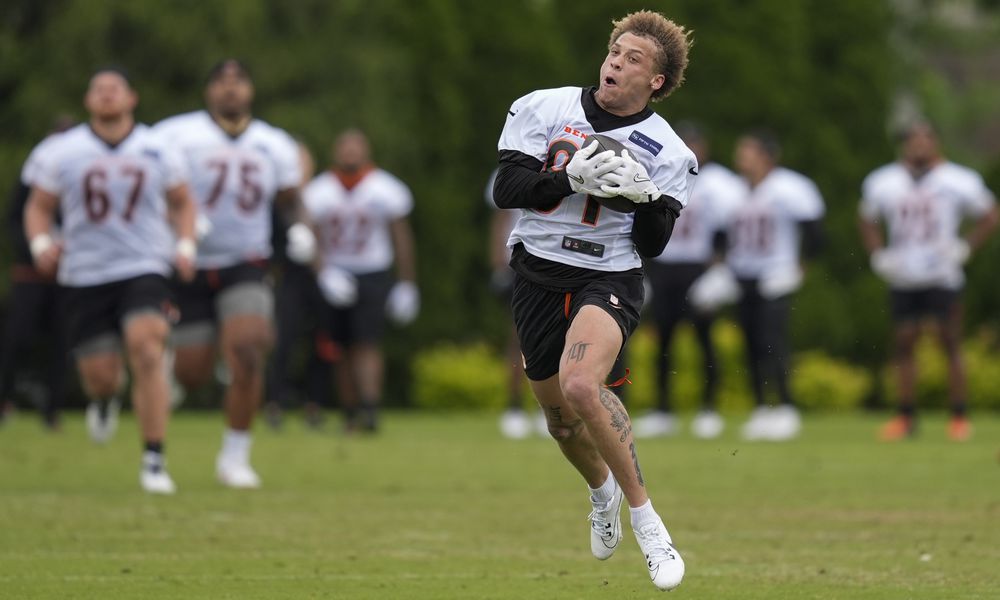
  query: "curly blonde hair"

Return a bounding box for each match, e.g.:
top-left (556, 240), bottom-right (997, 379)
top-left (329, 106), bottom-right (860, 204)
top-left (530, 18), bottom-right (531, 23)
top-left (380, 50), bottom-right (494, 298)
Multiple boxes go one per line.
top-left (608, 11), bottom-right (692, 101)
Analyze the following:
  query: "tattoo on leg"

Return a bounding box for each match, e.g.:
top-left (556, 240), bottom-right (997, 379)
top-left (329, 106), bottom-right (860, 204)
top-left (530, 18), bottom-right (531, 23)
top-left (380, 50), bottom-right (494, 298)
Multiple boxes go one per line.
top-left (547, 405), bottom-right (563, 423)
top-left (629, 442), bottom-right (645, 487)
top-left (567, 342), bottom-right (592, 363)
top-left (599, 388), bottom-right (631, 443)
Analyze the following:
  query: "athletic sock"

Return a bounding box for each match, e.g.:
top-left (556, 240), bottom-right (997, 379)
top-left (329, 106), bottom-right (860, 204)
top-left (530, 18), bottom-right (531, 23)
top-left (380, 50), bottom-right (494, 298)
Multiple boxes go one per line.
top-left (589, 470), bottom-right (617, 504)
top-left (899, 404), bottom-right (916, 418)
top-left (221, 428), bottom-right (251, 462)
top-left (142, 442), bottom-right (164, 473)
top-left (950, 403), bottom-right (967, 418)
top-left (359, 398), bottom-right (378, 431)
top-left (97, 396), bottom-right (117, 420)
top-left (629, 499), bottom-right (660, 530)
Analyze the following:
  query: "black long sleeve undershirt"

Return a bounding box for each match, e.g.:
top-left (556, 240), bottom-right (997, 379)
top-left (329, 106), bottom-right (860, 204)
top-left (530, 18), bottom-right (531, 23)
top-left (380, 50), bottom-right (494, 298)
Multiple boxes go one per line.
top-left (493, 149), bottom-right (682, 258)
top-left (493, 150), bottom-right (572, 210)
top-left (631, 197), bottom-right (682, 258)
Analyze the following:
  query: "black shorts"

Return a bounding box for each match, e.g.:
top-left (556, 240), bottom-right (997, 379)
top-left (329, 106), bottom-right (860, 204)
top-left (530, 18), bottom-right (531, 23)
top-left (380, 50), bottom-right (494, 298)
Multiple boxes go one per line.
top-left (175, 261), bottom-right (269, 325)
top-left (890, 287), bottom-right (960, 322)
top-left (322, 270), bottom-right (394, 346)
top-left (645, 260), bottom-right (706, 321)
top-left (511, 271), bottom-right (643, 381)
top-left (64, 274), bottom-right (175, 350)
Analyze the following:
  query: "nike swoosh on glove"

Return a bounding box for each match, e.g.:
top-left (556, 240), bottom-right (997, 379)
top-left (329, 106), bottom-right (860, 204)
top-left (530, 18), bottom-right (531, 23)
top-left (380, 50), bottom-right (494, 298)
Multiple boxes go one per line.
top-left (565, 141), bottom-right (623, 197)
top-left (600, 150), bottom-right (660, 204)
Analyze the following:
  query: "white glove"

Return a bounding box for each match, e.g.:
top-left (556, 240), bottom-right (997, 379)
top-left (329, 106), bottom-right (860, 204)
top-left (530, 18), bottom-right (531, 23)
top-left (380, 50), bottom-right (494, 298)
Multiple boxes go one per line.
top-left (689, 263), bottom-right (741, 313)
top-left (195, 213), bottom-right (214, 241)
top-left (758, 264), bottom-right (803, 300)
top-left (941, 238), bottom-right (971, 266)
top-left (600, 150), bottom-right (660, 204)
top-left (870, 248), bottom-right (904, 283)
top-left (286, 222), bottom-right (317, 264)
top-left (387, 281), bottom-right (420, 325)
top-left (318, 267), bottom-right (358, 307)
top-left (565, 141), bottom-right (622, 197)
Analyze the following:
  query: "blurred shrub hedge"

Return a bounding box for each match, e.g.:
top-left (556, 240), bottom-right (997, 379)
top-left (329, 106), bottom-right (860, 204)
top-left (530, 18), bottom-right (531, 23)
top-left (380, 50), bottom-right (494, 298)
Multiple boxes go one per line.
top-left (880, 329), bottom-right (1000, 411)
top-left (412, 343), bottom-right (508, 411)
top-left (412, 319), bottom-right (885, 412)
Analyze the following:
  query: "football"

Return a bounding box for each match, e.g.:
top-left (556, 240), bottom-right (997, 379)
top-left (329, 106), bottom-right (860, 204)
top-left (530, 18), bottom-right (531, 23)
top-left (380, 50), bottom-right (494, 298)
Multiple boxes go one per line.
top-left (584, 133), bottom-right (637, 213)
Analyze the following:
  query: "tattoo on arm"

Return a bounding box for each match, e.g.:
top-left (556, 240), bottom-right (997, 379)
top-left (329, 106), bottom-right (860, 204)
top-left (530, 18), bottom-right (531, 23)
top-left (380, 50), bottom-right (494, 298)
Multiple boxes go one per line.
top-left (599, 388), bottom-right (631, 443)
top-left (567, 342), bottom-right (591, 363)
top-left (547, 405), bottom-right (563, 423)
top-left (629, 442), bottom-right (645, 487)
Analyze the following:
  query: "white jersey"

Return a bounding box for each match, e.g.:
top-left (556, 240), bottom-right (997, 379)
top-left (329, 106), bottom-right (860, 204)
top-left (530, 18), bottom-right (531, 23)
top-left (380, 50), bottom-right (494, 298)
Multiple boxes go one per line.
top-left (153, 111), bottom-right (300, 269)
top-left (303, 168), bottom-right (412, 275)
top-left (21, 134), bottom-right (64, 186)
top-left (497, 86), bottom-right (697, 272)
top-left (726, 167), bottom-right (825, 279)
top-left (32, 124), bottom-right (187, 287)
top-left (653, 162), bottom-right (744, 265)
top-left (860, 161), bottom-right (995, 289)
top-left (20, 134), bottom-right (66, 244)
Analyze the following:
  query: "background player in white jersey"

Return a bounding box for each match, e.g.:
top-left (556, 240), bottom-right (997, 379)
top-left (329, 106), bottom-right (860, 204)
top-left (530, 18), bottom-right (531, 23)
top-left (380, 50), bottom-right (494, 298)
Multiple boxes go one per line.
top-left (154, 60), bottom-right (308, 488)
top-left (304, 129), bottom-right (419, 433)
top-left (633, 123), bottom-right (743, 440)
top-left (493, 11), bottom-right (694, 591)
top-left (24, 67), bottom-right (197, 494)
top-left (485, 167), bottom-right (546, 439)
top-left (725, 130), bottom-right (825, 441)
top-left (859, 121), bottom-right (997, 441)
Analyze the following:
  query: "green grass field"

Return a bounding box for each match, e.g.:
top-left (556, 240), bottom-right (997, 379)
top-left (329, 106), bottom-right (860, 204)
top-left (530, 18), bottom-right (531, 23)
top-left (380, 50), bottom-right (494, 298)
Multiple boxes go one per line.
top-left (1, 410), bottom-right (998, 599)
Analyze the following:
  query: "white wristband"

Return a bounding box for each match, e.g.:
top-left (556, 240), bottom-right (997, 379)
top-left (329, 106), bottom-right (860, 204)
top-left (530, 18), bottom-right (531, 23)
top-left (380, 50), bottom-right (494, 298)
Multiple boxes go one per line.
top-left (176, 238), bottom-right (197, 261)
top-left (29, 233), bottom-right (54, 260)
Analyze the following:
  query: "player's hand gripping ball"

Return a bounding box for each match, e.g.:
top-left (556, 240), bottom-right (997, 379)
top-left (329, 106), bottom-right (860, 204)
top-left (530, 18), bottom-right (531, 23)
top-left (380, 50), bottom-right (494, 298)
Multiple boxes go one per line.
top-left (581, 134), bottom-right (641, 213)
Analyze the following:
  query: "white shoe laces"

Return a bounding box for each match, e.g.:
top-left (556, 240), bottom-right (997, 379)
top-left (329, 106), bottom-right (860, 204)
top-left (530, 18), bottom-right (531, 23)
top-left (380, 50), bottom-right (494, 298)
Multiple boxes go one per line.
top-left (635, 522), bottom-right (678, 564)
top-left (588, 498), bottom-right (616, 539)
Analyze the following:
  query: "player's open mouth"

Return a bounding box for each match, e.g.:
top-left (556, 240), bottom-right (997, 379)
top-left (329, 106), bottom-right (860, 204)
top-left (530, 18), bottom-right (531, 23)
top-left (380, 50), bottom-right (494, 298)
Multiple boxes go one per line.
top-left (604, 76), bottom-right (617, 86)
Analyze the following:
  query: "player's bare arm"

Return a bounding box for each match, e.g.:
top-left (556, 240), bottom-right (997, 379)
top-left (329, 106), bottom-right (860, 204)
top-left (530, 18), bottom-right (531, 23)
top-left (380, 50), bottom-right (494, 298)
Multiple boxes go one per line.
top-left (275, 186), bottom-right (305, 218)
top-left (165, 183), bottom-right (197, 282)
top-left (858, 214), bottom-right (885, 255)
top-left (389, 217), bottom-right (417, 284)
top-left (23, 186), bottom-right (62, 277)
top-left (965, 204), bottom-right (999, 251)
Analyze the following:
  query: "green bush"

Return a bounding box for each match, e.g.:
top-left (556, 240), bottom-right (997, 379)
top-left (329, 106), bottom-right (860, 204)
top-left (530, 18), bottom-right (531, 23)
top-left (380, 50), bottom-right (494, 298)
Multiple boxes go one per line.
top-left (624, 319), bottom-right (872, 413)
top-left (880, 329), bottom-right (1000, 411)
top-left (790, 351), bottom-right (872, 411)
top-left (412, 343), bottom-right (507, 411)
top-left (411, 320), bottom-right (880, 414)
top-left (623, 320), bottom-right (754, 413)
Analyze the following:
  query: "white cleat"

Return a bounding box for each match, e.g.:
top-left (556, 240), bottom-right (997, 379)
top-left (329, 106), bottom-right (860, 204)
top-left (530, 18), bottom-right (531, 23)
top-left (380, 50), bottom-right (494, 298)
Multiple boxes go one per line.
top-left (589, 485), bottom-right (624, 560)
top-left (217, 457), bottom-right (261, 489)
top-left (499, 409), bottom-right (533, 440)
top-left (634, 411), bottom-right (680, 439)
top-left (634, 519), bottom-right (685, 591)
top-left (86, 398), bottom-right (120, 444)
top-left (766, 404), bottom-right (801, 441)
top-left (691, 410), bottom-right (725, 440)
top-left (140, 468), bottom-right (177, 495)
top-left (741, 406), bottom-right (774, 441)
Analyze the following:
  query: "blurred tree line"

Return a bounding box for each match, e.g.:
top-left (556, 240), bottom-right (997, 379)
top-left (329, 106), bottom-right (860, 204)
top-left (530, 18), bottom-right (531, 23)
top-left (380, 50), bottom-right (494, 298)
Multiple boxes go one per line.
top-left (1, 0), bottom-right (997, 406)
